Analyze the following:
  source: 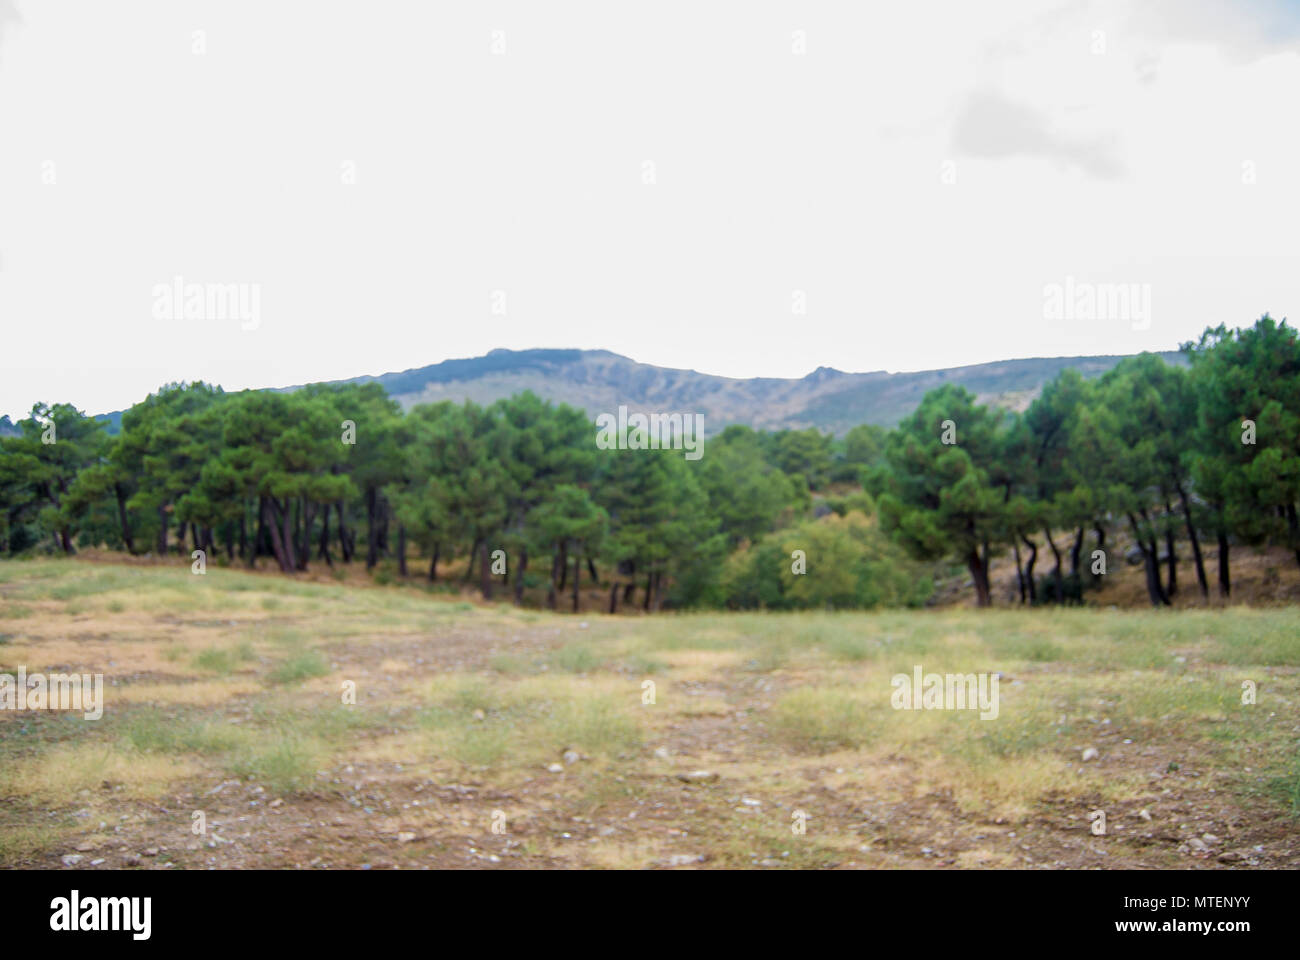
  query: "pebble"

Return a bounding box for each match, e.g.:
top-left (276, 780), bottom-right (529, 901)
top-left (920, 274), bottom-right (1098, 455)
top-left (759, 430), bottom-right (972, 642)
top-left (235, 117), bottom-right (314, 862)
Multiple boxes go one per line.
top-left (676, 771), bottom-right (718, 783)
top-left (546, 763), bottom-right (564, 773)
top-left (61, 855), bottom-right (83, 867)
top-left (1082, 747), bottom-right (1100, 762)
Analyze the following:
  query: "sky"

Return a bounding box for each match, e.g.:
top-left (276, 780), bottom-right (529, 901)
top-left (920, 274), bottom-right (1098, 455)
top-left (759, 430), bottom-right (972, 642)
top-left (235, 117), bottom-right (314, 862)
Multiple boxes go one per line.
top-left (2, 0), bottom-right (1300, 419)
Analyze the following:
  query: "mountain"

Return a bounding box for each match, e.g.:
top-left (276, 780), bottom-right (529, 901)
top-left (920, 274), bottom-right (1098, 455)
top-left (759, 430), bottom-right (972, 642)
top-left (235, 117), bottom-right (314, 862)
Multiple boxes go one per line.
top-left (91, 347), bottom-right (1186, 436)
top-left (304, 347), bottom-right (1185, 435)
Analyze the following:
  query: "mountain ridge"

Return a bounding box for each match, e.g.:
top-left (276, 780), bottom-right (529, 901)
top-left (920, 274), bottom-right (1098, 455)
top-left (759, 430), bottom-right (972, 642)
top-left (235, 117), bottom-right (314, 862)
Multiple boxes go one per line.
top-left (72, 347), bottom-right (1185, 437)
top-left (292, 347), bottom-right (1186, 435)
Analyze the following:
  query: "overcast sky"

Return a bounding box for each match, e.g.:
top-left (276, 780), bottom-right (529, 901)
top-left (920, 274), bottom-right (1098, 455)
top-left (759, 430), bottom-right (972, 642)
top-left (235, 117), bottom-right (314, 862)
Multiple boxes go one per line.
top-left (2, 0), bottom-right (1299, 419)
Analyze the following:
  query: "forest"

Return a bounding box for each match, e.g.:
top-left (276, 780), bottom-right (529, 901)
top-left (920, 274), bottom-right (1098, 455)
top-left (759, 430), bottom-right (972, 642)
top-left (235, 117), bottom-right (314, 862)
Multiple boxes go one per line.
top-left (2, 316), bottom-right (1298, 611)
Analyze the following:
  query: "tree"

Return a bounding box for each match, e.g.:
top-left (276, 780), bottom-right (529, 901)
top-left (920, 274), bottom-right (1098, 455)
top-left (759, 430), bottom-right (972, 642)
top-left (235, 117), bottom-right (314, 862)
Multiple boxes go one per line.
top-left (876, 385), bottom-right (1006, 606)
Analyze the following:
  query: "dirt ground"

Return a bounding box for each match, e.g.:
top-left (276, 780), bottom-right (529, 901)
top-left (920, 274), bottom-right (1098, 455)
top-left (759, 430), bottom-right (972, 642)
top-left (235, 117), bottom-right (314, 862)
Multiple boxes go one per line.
top-left (1, 557), bottom-right (1297, 870)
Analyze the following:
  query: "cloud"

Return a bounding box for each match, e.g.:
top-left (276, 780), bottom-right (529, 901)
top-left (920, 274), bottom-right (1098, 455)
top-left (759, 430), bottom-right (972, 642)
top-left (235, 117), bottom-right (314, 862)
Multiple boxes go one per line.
top-left (951, 89), bottom-right (1124, 179)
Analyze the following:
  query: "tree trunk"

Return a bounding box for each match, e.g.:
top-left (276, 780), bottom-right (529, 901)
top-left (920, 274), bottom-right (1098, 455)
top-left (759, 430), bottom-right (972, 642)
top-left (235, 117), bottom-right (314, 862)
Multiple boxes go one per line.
top-left (396, 525), bottom-right (407, 577)
top-left (157, 503), bottom-right (168, 556)
top-left (587, 557), bottom-right (598, 584)
top-left (1217, 529), bottom-right (1230, 598)
top-left (966, 546), bottom-right (991, 607)
top-left (253, 498), bottom-right (267, 568)
top-left (1176, 484), bottom-right (1208, 598)
top-left (365, 487), bottom-right (379, 570)
top-left (608, 582), bottom-right (619, 614)
top-left (558, 543), bottom-right (568, 591)
top-left (1021, 535), bottom-right (1038, 603)
top-left (1013, 541), bottom-right (1026, 604)
top-left (336, 502), bottom-right (351, 563)
top-left (319, 508), bottom-right (333, 566)
top-left (1069, 527), bottom-right (1084, 576)
top-left (1127, 512), bottom-right (1168, 607)
top-left (263, 499), bottom-right (292, 573)
top-left (297, 501), bottom-right (311, 572)
top-left (464, 540), bottom-right (480, 583)
top-left (480, 539), bottom-right (493, 599)
top-left (1162, 499), bottom-right (1178, 598)
top-left (572, 554), bottom-right (580, 612)
top-left (547, 549), bottom-right (559, 610)
top-left (643, 571), bottom-right (653, 611)
top-left (1044, 527), bottom-right (1064, 603)
top-left (114, 483), bottom-right (135, 554)
top-left (1288, 503), bottom-right (1300, 570)
top-left (428, 543), bottom-right (440, 582)
top-left (513, 547), bottom-right (528, 605)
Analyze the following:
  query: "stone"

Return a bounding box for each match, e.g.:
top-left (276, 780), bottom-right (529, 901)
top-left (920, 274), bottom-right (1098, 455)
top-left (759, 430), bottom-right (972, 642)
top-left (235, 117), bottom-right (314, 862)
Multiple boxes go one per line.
top-left (677, 770), bottom-right (718, 783)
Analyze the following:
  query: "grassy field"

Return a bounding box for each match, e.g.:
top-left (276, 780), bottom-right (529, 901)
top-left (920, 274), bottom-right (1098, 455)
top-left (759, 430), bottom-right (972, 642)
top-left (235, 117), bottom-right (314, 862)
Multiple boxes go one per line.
top-left (1, 557), bottom-right (1297, 870)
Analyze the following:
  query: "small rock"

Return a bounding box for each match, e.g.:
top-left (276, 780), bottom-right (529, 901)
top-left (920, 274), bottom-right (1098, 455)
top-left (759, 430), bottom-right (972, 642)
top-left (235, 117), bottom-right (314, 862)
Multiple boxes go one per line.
top-left (123, 856), bottom-right (142, 867)
top-left (75, 841), bottom-right (95, 852)
top-left (269, 798), bottom-right (284, 808)
top-left (563, 750), bottom-right (581, 766)
top-left (397, 832), bottom-right (416, 843)
top-left (1201, 833), bottom-right (1219, 844)
top-left (1082, 747), bottom-right (1100, 762)
top-left (1139, 808), bottom-right (1152, 821)
top-left (142, 848), bottom-right (159, 857)
top-left (677, 770), bottom-right (719, 784)
top-left (546, 763), bottom-right (564, 773)
top-left (90, 859), bottom-right (105, 866)
top-left (653, 747), bottom-right (671, 760)
top-left (61, 855), bottom-right (84, 867)
top-left (1187, 838), bottom-right (1209, 853)
top-left (472, 709), bottom-right (486, 721)
top-left (664, 854), bottom-right (703, 866)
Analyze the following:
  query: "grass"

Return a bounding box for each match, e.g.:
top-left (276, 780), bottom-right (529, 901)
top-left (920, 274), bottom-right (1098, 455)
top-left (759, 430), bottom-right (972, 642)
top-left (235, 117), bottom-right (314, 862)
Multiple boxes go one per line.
top-left (2, 556), bottom-right (1299, 869)
top-left (269, 649), bottom-right (330, 684)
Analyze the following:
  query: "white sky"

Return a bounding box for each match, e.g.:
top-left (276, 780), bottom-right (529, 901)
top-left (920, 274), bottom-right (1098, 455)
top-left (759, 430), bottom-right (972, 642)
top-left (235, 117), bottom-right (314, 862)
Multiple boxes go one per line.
top-left (2, 0), bottom-right (1299, 419)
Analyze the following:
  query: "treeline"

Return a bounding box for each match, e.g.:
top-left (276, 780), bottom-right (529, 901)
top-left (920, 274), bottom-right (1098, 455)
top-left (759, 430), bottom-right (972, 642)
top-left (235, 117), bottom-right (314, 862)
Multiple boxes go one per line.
top-left (1, 315), bottom-right (1296, 610)
top-left (870, 315), bottom-right (1300, 606)
top-left (0, 378), bottom-right (920, 611)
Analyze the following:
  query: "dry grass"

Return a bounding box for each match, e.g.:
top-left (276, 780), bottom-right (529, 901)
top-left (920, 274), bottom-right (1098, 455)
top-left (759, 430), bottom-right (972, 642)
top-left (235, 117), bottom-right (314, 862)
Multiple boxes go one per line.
top-left (1, 556), bottom-right (1297, 870)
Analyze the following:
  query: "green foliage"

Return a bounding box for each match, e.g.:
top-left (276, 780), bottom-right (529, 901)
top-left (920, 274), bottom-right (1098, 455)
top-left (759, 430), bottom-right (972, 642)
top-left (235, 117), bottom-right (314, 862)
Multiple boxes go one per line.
top-left (6, 315), bottom-right (1300, 612)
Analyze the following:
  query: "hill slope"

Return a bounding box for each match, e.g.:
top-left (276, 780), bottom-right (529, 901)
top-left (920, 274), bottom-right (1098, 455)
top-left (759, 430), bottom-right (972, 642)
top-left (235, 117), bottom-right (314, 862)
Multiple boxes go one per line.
top-left (309, 347), bottom-right (1185, 435)
top-left (87, 347), bottom-right (1186, 436)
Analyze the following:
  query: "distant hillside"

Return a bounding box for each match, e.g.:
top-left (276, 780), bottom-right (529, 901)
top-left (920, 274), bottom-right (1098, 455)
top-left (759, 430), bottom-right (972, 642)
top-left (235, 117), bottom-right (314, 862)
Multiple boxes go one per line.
top-left (306, 347), bottom-right (1186, 435)
top-left (92, 347), bottom-right (1186, 436)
